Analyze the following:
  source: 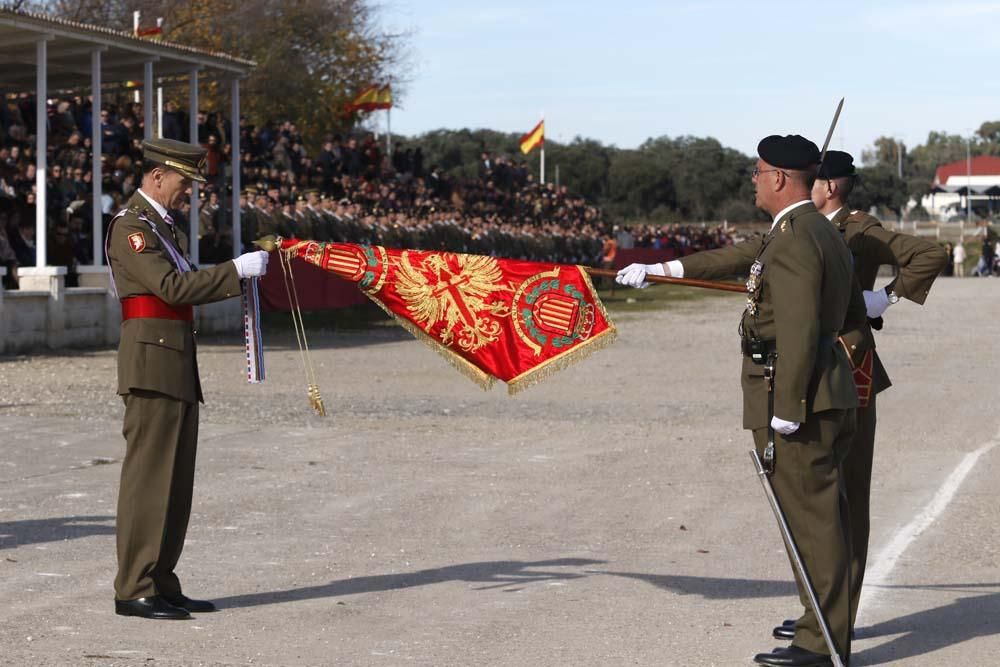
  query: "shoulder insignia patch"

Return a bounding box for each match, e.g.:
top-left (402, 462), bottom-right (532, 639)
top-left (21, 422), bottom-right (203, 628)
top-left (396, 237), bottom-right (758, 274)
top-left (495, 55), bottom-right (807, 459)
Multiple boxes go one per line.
top-left (128, 232), bottom-right (146, 252)
top-left (780, 220), bottom-right (788, 233)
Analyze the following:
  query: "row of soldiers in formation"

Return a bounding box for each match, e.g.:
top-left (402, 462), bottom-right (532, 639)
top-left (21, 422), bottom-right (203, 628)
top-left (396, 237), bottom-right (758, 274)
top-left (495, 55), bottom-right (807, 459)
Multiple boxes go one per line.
top-left (193, 187), bottom-right (610, 266)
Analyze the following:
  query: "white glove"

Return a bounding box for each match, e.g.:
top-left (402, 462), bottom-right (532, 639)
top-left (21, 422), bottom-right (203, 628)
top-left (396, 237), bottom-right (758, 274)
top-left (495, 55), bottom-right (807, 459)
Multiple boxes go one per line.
top-left (863, 288), bottom-right (891, 318)
top-left (232, 250), bottom-right (269, 278)
top-left (771, 416), bottom-right (800, 435)
top-left (615, 262), bottom-right (666, 289)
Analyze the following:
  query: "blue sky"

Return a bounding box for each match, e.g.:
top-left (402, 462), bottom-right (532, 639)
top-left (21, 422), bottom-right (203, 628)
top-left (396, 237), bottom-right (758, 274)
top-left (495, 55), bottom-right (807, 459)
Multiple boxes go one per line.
top-left (380, 0), bottom-right (1000, 163)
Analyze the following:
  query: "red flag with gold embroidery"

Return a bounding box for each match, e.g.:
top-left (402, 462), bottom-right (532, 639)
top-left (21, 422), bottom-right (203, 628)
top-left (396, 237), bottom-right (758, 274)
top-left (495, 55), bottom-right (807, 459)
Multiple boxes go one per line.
top-left (278, 238), bottom-right (616, 394)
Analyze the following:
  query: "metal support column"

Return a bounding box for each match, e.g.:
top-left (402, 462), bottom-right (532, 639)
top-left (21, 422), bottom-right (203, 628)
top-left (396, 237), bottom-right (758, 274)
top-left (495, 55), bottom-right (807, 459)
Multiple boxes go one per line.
top-left (35, 38), bottom-right (48, 267)
top-left (189, 68), bottom-right (200, 263)
top-left (231, 77), bottom-right (241, 257)
top-left (143, 60), bottom-right (154, 140)
top-left (91, 48), bottom-right (103, 264)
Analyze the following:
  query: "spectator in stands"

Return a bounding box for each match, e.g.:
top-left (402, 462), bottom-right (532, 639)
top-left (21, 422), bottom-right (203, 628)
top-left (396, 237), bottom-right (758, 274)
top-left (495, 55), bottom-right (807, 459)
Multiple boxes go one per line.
top-left (47, 164), bottom-right (73, 217)
top-left (100, 108), bottom-right (124, 155)
top-left (12, 219), bottom-right (35, 267)
top-left (0, 215), bottom-right (18, 288)
top-left (47, 220), bottom-right (78, 286)
top-left (55, 131), bottom-right (87, 167)
top-left (162, 101), bottom-right (184, 141)
top-left (478, 151), bottom-right (492, 180)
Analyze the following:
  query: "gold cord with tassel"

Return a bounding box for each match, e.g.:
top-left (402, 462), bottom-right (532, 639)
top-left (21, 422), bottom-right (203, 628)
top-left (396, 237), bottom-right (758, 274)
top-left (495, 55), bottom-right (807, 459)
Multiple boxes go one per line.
top-left (272, 238), bottom-right (326, 416)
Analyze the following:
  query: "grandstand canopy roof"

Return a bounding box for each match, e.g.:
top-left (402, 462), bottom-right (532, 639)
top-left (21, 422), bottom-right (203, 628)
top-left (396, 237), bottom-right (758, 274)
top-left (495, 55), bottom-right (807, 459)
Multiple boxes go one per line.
top-left (0, 8), bottom-right (255, 91)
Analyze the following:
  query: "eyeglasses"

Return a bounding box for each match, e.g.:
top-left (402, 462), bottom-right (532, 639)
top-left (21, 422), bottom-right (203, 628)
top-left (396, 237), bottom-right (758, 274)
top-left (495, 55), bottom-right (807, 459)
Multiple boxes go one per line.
top-left (751, 167), bottom-right (787, 179)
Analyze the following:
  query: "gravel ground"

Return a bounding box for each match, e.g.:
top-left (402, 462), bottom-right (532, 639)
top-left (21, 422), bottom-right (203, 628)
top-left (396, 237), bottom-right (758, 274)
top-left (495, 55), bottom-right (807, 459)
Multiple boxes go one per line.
top-left (1, 278), bottom-right (997, 667)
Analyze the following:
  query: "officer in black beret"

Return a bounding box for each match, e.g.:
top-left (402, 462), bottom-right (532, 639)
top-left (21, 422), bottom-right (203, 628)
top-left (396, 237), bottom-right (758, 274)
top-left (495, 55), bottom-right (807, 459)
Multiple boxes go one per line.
top-left (768, 149), bottom-right (946, 646)
top-left (619, 134), bottom-right (859, 666)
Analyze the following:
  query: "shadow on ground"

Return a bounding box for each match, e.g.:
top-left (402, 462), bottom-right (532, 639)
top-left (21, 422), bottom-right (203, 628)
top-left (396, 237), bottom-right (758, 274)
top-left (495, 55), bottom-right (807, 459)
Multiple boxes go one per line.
top-left (854, 584), bottom-right (1000, 666)
top-left (214, 557), bottom-right (606, 609)
top-left (0, 515), bottom-right (115, 550)
top-left (589, 570), bottom-right (797, 599)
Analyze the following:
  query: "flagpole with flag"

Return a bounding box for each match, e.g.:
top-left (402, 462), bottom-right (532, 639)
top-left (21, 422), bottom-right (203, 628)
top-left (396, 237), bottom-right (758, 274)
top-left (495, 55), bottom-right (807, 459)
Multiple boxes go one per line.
top-left (519, 115), bottom-right (545, 183)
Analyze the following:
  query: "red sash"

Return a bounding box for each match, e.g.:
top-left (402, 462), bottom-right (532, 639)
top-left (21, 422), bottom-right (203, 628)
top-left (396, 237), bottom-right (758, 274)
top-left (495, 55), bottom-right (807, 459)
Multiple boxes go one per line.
top-left (121, 295), bottom-right (193, 322)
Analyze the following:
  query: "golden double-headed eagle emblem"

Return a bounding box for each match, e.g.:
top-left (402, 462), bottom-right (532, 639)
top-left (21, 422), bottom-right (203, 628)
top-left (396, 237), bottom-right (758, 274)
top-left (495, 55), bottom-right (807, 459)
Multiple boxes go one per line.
top-left (395, 252), bottom-right (511, 353)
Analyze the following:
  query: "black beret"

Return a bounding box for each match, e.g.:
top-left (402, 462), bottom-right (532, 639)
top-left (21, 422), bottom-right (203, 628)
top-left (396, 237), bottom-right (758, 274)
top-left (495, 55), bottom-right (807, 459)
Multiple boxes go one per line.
top-left (817, 150), bottom-right (856, 179)
top-left (757, 134), bottom-right (820, 170)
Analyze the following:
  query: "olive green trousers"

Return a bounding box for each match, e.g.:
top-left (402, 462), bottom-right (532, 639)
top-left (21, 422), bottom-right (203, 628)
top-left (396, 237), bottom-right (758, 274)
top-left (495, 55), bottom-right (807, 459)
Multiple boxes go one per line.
top-left (115, 389), bottom-right (199, 601)
top-left (752, 408), bottom-right (854, 658)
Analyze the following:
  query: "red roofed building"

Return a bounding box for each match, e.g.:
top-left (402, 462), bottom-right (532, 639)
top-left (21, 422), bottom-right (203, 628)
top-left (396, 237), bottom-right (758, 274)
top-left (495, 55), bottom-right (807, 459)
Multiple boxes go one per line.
top-left (933, 155), bottom-right (1000, 186)
top-left (925, 155), bottom-right (1000, 218)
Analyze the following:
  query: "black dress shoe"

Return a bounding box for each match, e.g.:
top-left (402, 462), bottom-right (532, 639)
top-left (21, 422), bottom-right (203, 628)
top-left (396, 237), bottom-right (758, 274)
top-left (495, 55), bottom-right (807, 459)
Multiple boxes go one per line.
top-left (161, 593), bottom-right (218, 613)
top-left (773, 623), bottom-right (796, 640)
top-left (773, 618), bottom-right (854, 641)
top-left (115, 595), bottom-right (191, 620)
top-left (753, 646), bottom-right (833, 666)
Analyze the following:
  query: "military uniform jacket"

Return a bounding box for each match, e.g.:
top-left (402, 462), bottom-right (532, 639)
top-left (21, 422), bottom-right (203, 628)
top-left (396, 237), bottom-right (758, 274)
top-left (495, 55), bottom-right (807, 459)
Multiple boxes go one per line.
top-left (831, 207), bottom-right (948, 394)
top-left (108, 192), bottom-right (242, 404)
top-left (681, 202), bottom-right (858, 429)
top-left (831, 208), bottom-right (947, 301)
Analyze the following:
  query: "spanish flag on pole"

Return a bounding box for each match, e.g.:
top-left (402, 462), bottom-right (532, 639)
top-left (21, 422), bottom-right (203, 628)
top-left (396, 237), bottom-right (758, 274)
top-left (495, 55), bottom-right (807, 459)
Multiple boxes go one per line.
top-left (519, 119), bottom-right (544, 154)
top-left (345, 85), bottom-right (393, 114)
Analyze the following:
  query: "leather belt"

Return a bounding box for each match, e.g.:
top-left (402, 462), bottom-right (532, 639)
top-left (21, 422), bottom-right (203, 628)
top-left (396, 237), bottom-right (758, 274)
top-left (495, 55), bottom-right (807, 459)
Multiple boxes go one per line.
top-left (121, 295), bottom-right (193, 322)
top-left (742, 335), bottom-right (837, 359)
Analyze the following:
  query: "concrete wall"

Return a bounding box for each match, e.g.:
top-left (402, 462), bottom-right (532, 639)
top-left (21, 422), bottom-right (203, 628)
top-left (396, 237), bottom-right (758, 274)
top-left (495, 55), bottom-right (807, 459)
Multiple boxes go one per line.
top-left (1, 265), bottom-right (243, 355)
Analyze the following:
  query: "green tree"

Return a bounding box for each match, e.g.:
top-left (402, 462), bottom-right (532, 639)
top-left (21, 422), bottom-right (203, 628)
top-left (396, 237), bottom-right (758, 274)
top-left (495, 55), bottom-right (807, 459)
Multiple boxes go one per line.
top-left (907, 131), bottom-right (977, 182)
top-left (546, 137), bottom-right (612, 202)
top-left (850, 166), bottom-right (909, 219)
top-left (975, 121), bottom-right (1000, 150)
top-left (861, 136), bottom-right (912, 180)
top-left (606, 149), bottom-right (674, 219)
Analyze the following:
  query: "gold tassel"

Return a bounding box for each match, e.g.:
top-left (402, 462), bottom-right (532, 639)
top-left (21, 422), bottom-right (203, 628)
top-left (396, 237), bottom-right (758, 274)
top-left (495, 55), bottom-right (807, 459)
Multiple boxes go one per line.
top-left (363, 292), bottom-right (496, 391)
top-left (506, 327), bottom-right (618, 395)
top-left (276, 240), bottom-right (328, 416)
top-left (308, 383), bottom-right (327, 417)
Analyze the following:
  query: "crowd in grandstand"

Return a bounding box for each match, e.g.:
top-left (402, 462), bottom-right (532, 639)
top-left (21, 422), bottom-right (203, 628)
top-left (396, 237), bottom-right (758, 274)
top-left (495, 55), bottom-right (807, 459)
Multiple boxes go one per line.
top-left (0, 92), bottom-right (734, 289)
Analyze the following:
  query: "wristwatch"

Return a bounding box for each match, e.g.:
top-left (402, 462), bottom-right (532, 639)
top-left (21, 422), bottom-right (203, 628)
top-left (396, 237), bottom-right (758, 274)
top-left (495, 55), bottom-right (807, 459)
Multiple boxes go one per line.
top-left (886, 289), bottom-right (899, 305)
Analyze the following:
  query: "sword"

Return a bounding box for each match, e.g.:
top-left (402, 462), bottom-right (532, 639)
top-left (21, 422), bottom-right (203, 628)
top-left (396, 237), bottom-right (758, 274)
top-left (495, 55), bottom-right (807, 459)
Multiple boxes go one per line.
top-left (750, 450), bottom-right (846, 667)
top-left (817, 97), bottom-right (844, 172)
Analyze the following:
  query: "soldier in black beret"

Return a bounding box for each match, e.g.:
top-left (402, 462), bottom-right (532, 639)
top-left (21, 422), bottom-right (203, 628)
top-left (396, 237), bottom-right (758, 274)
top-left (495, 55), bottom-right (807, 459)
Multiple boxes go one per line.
top-left (619, 133), bottom-right (859, 667)
top-left (775, 149), bottom-right (946, 645)
top-left (816, 150), bottom-right (856, 181)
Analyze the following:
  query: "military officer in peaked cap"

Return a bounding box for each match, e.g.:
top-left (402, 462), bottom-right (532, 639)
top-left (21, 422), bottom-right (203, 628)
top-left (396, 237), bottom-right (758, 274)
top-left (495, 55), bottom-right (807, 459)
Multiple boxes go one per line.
top-left (762, 150), bottom-right (948, 641)
top-left (617, 135), bottom-right (858, 666)
top-left (107, 138), bottom-right (270, 620)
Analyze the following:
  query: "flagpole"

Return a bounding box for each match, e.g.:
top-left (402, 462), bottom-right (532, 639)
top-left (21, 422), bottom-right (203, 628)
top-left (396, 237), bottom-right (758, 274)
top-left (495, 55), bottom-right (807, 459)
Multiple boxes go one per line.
top-left (386, 106), bottom-right (392, 158)
top-left (540, 111), bottom-right (545, 184)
